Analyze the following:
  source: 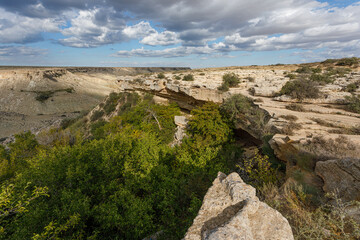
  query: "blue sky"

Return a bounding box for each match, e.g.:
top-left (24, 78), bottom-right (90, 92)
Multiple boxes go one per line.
top-left (0, 0), bottom-right (359, 68)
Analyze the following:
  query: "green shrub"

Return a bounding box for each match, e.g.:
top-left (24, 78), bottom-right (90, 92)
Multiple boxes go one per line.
top-left (223, 73), bottom-right (240, 87)
top-left (295, 66), bottom-right (313, 74)
top-left (285, 73), bottom-right (297, 79)
top-left (0, 100), bottom-right (241, 239)
top-left (345, 82), bottom-right (358, 92)
top-left (174, 75), bottom-right (181, 80)
top-left (35, 91), bottom-right (54, 102)
top-left (220, 94), bottom-right (271, 138)
top-left (345, 94), bottom-right (360, 113)
top-left (182, 74), bottom-right (194, 81)
top-left (309, 73), bottom-right (333, 84)
top-left (90, 110), bottom-right (104, 121)
top-left (157, 72), bottom-right (165, 79)
top-left (336, 57), bottom-right (359, 66)
top-left (322, 58), bottom-right (337, 64)
top-left (103, 92), bottom-right (122, 115)
top-left (199, 72), bottom-right (205, 76)
top-left (311, 67), bottom-right (322, 73)
top-left (90, 120), bottom-right (107, 139)
top-left (237, 149), bottom-right (278, 188)
top-left (326, 67), bottom-right (351, 77)
top-left (217, 84), bottom-right (229, 92)
top-left (187, 102), bottom-right (232, 146)
top-left (218, 73), bottom-right (240, 92)
top-left (279, 79), bottom-right (320, 100)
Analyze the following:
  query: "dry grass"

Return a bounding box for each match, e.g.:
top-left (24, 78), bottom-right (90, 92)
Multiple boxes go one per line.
top-left (280, 115), bottom-right (298, 121)
top-left (286, 104), bottom-right (306, 112)
top-left (280, 121), bottom-right (302, 135)
top-left (303, 136), bottom-right (357, 160)
top-left (260, 182), bottom-right (360, 240)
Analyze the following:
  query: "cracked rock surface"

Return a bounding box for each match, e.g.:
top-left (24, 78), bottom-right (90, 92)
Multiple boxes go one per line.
top-left (184, 172), bottom-right (294, 240)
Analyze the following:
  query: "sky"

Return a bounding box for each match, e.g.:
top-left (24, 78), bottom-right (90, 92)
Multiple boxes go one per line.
top-left (0, 0), bottom-right (359, 68)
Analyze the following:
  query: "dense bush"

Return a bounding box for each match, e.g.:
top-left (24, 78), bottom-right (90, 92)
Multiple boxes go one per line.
top-left (237, 149), bottom-right (278, 188)
top-left (279, 79), bottom-right (320, 100)
top-left (182, 74), bottom-right (194, 81)
top-left (345, 94), bottom-right (360, 113)
top-left (285, 73), bottom-right (297, 79)
top-left (0, 101), bottom-right (242, 239)
top-left (218, 73), bottom-right (240, 92)
top-left (157, 73), bottom-right (165, 79)
top-left (220, 94), bottom-right (271, 138)
top-left (295, 66), bottom-right (313, 74)
top-left (345, 82), bottom-right (359, 92)
top-left (336, 57), bottom-right (359, 66)
top-left (309, 73), bottom-right (333, 84)
top-left (90, 110), bottom-right (104, 121)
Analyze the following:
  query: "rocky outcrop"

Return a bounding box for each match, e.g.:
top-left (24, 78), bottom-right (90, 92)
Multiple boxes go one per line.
top-left (315, 158), bottom-right (360, 202)
top-left (173, 115), bottom-right (187, 145)
top-left (184, 172), bottom-right (294, 240)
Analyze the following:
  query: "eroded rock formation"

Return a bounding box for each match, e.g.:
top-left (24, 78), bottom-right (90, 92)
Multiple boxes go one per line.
top-left (315, 158), bottom-right (360, 202)
top-left (184, 172), bottom-right (294, 240)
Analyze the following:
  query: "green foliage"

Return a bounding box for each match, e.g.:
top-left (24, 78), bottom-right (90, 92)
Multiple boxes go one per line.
top-left (174, 75), bottom-right (181, 80)
top-left (295, 66), bottom-right (313, 74)
top-left (90, 110), bottom-right (104, 121)
top-left (345, 82), bottom-right (359, 92)
top-left (220, 94), bottom-right (270, 138)
top-left (187, 102), bottom-right (232, 147)
top-left (345, 94), bottom-right (360, 113)
top-left (285, 73), bottom-right (297, 79)
top-left (326, 67), bottom-right (351, 77)
top-left (279, 79), bottom-right (320, 100)
top-left (322, 58), bottom-right (337, 64)
top-left (32, 214), bottom-right (81, 240)
top-left (33, 88), bottom-right (74, 103)
top-left (237, 149), bottom-right (278, 188)
top-left (336, 57), bottom-right (359, 66)
top-left (0, 183), bottom-right (48, 236)
top-left (182, 74), bottom-right (194, 81)
top-left (218, 73), bottom-right (240, 92)
top-left (90, 120), bottom-right (107, 139)
top-left (35, 91), bottom-right (54, 102)
top-left (157, 73), bottom-right (165, 79)
top-left (103, 92), bottom-right (121, 115)
top-left (0, 96), bottom-right (244, 239)
top-left (217, 83), bottom-right (229, 92)
top-left (309, 73), bottom-right (333, 84)
top-left (5, 132), bottom-right (40, 179)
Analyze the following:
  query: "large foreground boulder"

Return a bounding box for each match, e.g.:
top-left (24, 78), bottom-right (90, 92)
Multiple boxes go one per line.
top-left (184, 172), bottom-right (294, 240)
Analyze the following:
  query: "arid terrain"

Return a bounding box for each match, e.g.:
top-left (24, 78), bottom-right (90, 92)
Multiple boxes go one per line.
top-left (0, 67), bottom-right (188, 139)
top-left (1, 59), bottom-right (360, 239)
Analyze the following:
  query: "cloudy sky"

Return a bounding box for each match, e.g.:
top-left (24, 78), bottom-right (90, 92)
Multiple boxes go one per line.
top-left (0, 0), bottom-right (359, 68)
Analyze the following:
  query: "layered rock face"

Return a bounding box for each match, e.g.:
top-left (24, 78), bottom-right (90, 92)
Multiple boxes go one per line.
top-left (184, 172), bottom-right (294, 240)
top-left (315, 158), bottom-right (360, 202)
